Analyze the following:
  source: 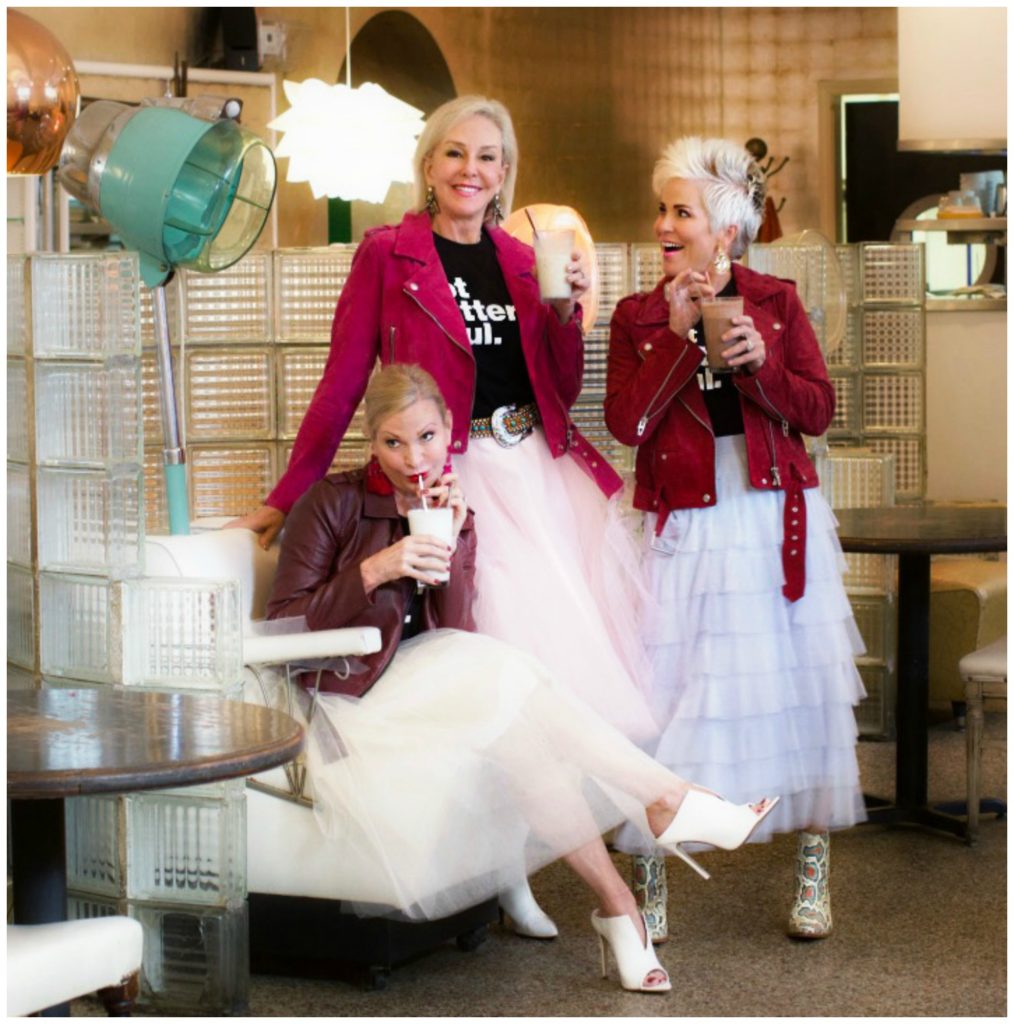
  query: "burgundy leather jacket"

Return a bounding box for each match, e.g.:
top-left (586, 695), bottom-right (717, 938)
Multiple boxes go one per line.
top-left (266, 210), bottom-right (623, 514)
top-left (266, 468), bottom-right (477, 697)
top-left (605, 263), bottom-right (834, 601)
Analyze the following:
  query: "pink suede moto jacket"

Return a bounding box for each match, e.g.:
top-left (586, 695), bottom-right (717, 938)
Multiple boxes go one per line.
top-left (266, 210), bottom-right (623, 514)
top-left (266, 468), bottom-right (477, 697)
top-left (604, 262), bottom-right (835, 601)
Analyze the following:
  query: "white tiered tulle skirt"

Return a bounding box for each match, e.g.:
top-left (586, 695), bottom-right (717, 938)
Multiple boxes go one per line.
top-left (616, 435), bottom-right (867, 855)
top-left (454, 429), bottom-right (659, 743)
top-left (302, 629), bottom-right (680, 921)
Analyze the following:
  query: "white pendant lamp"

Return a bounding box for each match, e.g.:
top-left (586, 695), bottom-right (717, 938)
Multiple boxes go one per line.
top-left (268, 9), bottom-right (424, 203)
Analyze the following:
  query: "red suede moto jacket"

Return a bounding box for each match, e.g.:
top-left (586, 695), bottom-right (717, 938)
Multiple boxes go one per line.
top-left (266, 468), bottom-right (477, 697)
top-left (604, 263), bottom-right (835, 601)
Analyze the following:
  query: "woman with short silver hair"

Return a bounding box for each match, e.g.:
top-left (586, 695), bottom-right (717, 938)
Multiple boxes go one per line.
top-left (606, 135), bottom-right (866, 945)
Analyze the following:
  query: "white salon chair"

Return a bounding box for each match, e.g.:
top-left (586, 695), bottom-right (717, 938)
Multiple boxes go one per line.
top-left (143, 522), bottom-right (498, 989)
top-left (7, 917), bottom-right (143, 1016)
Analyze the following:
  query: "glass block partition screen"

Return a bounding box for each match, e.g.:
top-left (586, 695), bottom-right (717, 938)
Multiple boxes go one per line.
top-left (137, 240), bottom-right (930, 529)
top-left (748, 240), bottom-right (927, 501)
top-left (8, 252), bottom-right (249, 1014)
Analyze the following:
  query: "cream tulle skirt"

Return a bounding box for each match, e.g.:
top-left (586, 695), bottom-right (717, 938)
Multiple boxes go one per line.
top-left (302, 629), bottom-right (681, 921)
top-left (616, 435), bottom-right (868, 855)
top-left (454, 430), bottom-right (659, 743)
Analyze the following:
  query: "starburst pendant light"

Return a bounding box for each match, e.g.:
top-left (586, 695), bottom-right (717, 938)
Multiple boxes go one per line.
top-left (268, 9), bottom-right (424, 203)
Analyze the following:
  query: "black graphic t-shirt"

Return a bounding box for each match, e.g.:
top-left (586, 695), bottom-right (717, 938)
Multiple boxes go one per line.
top-left (693, 278), bottom-right (745, 437)
top-left (433, 231), bottom-right (535, 419)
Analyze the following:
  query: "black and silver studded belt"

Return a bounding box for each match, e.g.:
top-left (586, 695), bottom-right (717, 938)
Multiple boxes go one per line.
top-left (469, 402), bottom-right (541, 448)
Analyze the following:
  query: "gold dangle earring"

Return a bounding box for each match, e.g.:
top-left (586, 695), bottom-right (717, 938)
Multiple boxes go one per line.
top-left (712, 247), bottom-right (731, 275)
top-left (491, 193), bottom-right (504, 223)
top-left (426, 185), bottom-right (439, 216)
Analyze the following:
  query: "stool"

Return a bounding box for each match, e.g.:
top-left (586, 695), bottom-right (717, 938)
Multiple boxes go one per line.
top-left (7, 916), bottom-right (143, 1016)
top-left (961, 636), bottom-right (1007, 845)
top-left (930, 557), bottom-right (1007, 722)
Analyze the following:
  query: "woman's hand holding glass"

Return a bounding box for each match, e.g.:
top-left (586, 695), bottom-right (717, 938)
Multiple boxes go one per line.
top-left (719, 315), bottom-right (766, 373)
top-left (665, 269), bottom-right (715, 337)
top-left (419, 472), bottom-right (468, 539)
top-left (550, 248), bottom-right (591, 324)
top-left (360, 534), bottom-right (453, 593)
top-left (359, 472), bottom-right (466, 593)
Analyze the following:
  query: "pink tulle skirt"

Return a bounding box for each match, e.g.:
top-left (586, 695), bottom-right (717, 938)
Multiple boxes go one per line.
top-left (454, 430), bottom-right (659, 743)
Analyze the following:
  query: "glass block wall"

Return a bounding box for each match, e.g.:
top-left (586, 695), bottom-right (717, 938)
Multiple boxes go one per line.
top-left (8, 253), bottom-right (249, 1015)
top-left (747, 241), bottom-right (927, 503)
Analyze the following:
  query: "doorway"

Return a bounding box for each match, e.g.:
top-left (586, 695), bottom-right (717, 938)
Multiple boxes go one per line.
top-left (328, 11), bottom-right (456, 242)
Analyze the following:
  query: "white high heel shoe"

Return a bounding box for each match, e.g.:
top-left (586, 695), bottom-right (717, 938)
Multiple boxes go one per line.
top-left (591, 911), bottom-right (671, 993)
top-left (655, 790), bottom-right (780, 880)
top-left (499, 880), bottom-right (558, 939)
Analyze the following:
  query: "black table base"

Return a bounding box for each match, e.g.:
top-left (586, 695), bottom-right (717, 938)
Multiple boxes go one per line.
top-left (10, 798), bottom-right (70, 1016)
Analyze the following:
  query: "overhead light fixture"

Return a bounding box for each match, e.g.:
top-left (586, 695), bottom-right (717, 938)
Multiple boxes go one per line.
top-left (267, 8), bottom-right (424, 203)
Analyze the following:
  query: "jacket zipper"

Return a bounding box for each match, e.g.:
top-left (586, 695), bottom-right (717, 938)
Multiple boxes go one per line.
top-left (404, 286), bottom-right (478, 426)
top-left (677, 393), bottom-right (714, 436)
top-left (636, 347), bottom-right (690, 437)
top-left (754, 378), bottom-right (789, 486)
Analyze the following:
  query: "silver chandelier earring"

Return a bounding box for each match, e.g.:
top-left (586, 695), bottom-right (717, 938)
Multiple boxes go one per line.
top-left (713, 247), bottom-right (731, 275)
top-left (491, 193), bottom-right (504, 223)
top-left (425, 185), bottom-right (438, 216)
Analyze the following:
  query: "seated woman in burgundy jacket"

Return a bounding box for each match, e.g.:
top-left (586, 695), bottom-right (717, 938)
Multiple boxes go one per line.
top-left (266, 363), bottom-right (776, 994)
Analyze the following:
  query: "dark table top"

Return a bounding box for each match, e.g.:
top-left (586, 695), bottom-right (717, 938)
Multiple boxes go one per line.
top-left (836, 505), bottom-right (1006, 556)
top-left (8, 687), bottom-right (305, 800)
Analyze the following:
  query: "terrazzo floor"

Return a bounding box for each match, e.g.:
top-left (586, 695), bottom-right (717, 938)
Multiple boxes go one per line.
top-left (73, 708), bottom-right (1006, 1018)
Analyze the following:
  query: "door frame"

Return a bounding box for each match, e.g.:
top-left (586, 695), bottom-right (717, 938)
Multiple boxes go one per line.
top-left (816, 77), bottom-right (898, 242)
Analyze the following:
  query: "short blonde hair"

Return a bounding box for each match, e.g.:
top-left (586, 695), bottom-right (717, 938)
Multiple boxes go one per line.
top-left (413, 95), bottom-right (518, 223)
top-left (652, 137), bottom-right (766, 258)
top-left (364, 364), bottom-right (449, 438)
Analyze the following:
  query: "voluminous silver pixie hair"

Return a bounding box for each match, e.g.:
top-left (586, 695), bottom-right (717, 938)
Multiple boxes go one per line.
top-left (652, 137), bottom-right (767, 258)
top-left (413, 95), bottom-right (518, 223)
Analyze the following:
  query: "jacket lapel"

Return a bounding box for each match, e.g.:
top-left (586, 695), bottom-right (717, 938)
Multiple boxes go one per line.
top-left (487, 223), bottom-right (543, 369)
top-left (394, 212), bottom-right (473, 356)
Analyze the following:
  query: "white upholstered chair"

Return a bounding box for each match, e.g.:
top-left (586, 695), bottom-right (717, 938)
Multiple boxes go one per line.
top-left (7, 917), bottom-right (143, 1016)
top-left (143, 523), bottom-right (497, 988)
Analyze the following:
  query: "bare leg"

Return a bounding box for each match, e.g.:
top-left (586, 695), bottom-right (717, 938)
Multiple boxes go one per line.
top-left (563, 838), bottom-right (668, 988)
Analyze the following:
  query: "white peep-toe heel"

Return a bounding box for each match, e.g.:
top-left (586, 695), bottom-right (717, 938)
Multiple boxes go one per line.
top-left (499, 880), bottom-right (558, 939)
top-left (591, 911), bottom-right (671, 993)
top-left (655, 790), bottom-right (780, 880)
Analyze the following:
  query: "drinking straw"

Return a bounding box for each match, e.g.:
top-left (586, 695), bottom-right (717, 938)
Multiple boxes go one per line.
top-left (525, 207), bottom-right (540, 238)
top-left (416, 473), bottom-right (428, 510)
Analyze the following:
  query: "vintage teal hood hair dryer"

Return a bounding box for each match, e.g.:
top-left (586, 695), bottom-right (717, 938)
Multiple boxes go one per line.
top-left (59, 97), bottom-right (276, 533)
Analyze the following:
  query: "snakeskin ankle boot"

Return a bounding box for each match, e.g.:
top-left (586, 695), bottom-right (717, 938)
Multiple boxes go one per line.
top-left (787, 830), bottom-right (832, 939)
top-left (632, 853), bottom-right (669, 944)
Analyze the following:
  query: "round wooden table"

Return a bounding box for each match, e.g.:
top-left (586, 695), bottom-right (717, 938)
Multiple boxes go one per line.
top-left (836, 505), bottom-right (1006, 837)
top-left (8, 687), bottom-right (305, 929)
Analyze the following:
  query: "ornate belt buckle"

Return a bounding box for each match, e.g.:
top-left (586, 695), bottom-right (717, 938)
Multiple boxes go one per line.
top-left (490, 404), bottom-right (526, 448)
